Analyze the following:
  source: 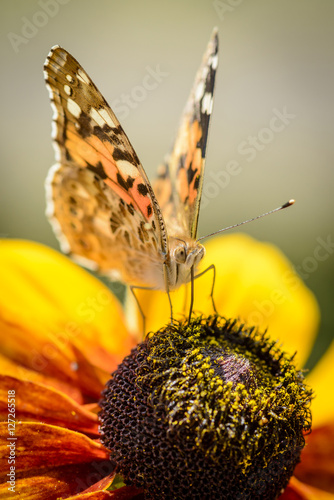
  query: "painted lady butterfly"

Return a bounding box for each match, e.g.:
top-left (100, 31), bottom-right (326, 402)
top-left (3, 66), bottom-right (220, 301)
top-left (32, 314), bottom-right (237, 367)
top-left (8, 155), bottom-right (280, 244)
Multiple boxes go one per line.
top-left (44, 29), bottom-right (219, 321)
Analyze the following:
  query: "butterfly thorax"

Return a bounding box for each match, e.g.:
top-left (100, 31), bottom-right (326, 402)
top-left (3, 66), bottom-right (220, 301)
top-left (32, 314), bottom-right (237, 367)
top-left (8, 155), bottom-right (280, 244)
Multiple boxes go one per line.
top-left (167, 237), bottom-right (205, 290)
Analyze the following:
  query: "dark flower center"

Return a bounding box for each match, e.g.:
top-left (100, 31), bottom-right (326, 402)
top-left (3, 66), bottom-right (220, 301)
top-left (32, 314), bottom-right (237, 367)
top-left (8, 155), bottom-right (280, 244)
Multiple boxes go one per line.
top-left (99, 316), bottom-right (312, 500)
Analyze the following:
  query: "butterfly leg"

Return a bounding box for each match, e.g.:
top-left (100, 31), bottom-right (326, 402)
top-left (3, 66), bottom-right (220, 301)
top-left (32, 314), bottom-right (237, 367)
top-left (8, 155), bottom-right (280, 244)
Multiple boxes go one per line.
top-left (188, 266), bottom-right (195, 323)
top-left (130, 286), bottom-right (163, 335)
top-left (129, 286), bottom-right (148, 335)
top-left (193, 264), bottom-right (218, 315)
top-left (163, 262), bottom-right (174, 324)
top-left (182, 281), bottom-right (189, 315)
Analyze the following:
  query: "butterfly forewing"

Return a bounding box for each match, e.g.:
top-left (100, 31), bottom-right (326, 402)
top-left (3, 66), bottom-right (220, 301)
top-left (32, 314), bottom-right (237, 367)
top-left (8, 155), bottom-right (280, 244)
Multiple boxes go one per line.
top-left (44, 31), bottom-right (218, 296)
top-left (44, 46), bottom-right (169, 286)
top-left (153, 29), bottom-right (218, 240)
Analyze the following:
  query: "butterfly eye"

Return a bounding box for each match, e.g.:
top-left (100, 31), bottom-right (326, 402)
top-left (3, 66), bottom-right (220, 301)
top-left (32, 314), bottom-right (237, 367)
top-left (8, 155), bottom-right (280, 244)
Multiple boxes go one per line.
top-left (174, 246), bottom-right (187, 264)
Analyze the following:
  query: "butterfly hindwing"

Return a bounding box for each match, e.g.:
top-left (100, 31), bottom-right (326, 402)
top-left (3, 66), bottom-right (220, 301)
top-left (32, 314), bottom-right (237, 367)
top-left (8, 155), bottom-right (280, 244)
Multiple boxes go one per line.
top-left (153, 29), bottom-right (218, 240)
top-left (44, 46), bottom-right (169, 284)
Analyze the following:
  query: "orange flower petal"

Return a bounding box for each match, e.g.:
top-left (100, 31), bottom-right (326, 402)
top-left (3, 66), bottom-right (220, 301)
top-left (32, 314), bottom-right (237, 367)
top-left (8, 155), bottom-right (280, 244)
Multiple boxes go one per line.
top-left (281, 477), bottom-right (334, 500)
top-left (83, 473), bottom-right (116, 492)
top-left (0, 422), bottom-right (108, 476)
top-left (0, 375), bottom-right (99, 434)
top-left (0, 462), bottom-right (114, 500)
top-left (294, 423), bottom-right (334, 493)
top-left (81, 476), bottom-right (143, 498)
top-left (0, 352), bottom-right (84, 403)
top-left (68, 341), bottom-right (114, 400)
top-left (306, 341), bottom-right (334, 426)
top-left (280, 481), bottom-right (308, 499)
top-left (133, 234), bottom-right (319, 366)
top-left (82, 473), bottom-right (143, 499)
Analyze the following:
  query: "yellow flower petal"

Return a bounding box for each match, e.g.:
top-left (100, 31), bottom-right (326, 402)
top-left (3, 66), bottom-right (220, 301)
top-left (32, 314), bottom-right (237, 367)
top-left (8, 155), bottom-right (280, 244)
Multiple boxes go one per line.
top-left (203, 234), bottom-right (319, 366)
top-left (306, 341), bottom-right (334, 426)
top-left (0, 240), bottom-right (134, 375)
top-left (133, 234), bottom-right (319, 366)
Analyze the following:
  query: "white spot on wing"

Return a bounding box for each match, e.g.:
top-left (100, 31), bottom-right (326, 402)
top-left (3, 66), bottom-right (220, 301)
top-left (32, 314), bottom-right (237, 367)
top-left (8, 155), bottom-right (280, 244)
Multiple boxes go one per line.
top-left (49, 99), bottom-right (59, 121)
top-left (66, 74), bottom-right (74, 83)
top-left (45, 164), bottom-right (59, 216)
top-left (99, 108), bottom-right (117, 128)
top-left (45, 164), bottom-right (71, 254)
top-left (94, 214), bottom-right (113, 236)
top-left (201, 65), bottom-right (209, 82)
top-left (90, 107), bottom-right (104, 127)
top-left (52, 218), bottom-right (71, 254)
top-left (71, 254), bottom-right (99, 271)
top-left (53, 142), bottom-right (62, 162)
top-left (116, 160), bottom-right (138, 177)
top-left (68, 182), bottom-right (91, 199)
top-left (64, 84), bottom-right (71, 96)
top-left (51, 121), bottom-right (58, 139)
top-left (67, 98), bottom-right (81, 118)
top-left (201, 92), bottom-right (213, 115)
top-left (89, 107), bottom-right (117, 129)
top-left (195, 80), bottom-right (205, 102)
top-left (210, 54), bottom-right (218, 70)
top-left (105, 269), bottom-right (123, 281)
top-left (77, 68), bottom-right (90, 84)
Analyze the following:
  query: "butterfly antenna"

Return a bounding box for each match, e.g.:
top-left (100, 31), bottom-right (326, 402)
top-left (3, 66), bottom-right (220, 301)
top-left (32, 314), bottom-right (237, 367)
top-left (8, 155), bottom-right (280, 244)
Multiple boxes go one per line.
top-left (197, 199), bottom-right (295, 243)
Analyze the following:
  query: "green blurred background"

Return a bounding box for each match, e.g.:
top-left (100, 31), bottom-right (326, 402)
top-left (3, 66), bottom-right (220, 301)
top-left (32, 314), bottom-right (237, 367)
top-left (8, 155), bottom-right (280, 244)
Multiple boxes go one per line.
top-left (1, 0), bottom-right (333, 369)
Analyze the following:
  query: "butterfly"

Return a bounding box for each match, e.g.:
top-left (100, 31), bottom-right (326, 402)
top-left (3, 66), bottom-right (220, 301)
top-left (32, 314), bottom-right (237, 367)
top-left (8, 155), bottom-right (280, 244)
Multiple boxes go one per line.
top-left (44, 30), bottom-right (219, 324)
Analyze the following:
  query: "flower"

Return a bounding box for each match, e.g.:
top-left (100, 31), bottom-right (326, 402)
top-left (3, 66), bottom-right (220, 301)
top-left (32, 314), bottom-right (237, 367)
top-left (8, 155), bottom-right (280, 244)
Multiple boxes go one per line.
top-left (99, 316), bottom-right (313, 498)
top-left (0, 236), bottom-right (333, 499)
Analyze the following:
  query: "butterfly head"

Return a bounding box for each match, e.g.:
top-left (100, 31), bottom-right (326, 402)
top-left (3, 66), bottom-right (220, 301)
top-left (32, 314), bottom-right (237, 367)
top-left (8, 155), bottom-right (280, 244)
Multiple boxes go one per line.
top-left (170, 237), bottom-right (205, 272)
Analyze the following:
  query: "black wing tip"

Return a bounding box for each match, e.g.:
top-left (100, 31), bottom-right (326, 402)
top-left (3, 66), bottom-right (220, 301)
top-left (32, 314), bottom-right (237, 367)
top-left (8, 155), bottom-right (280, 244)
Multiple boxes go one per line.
top-left (47, 45), bottom-right (62, 58)
top-left (45, 45), bottom-right (69, 66)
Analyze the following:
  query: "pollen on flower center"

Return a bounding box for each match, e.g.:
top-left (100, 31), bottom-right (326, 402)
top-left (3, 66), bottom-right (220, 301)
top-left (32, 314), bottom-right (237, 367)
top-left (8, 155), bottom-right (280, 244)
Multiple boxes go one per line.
top-left (99, 316), bottom-right (313, 500)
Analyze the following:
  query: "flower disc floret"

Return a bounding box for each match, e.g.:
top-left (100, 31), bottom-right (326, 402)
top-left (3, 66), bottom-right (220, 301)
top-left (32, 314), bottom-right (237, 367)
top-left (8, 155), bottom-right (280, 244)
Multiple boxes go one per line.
top-left (99, 316), bottom-right (313, 500)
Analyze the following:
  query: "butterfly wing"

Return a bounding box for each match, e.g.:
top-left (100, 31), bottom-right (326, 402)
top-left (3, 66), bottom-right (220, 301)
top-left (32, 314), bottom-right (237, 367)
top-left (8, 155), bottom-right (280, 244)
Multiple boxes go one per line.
top-left (153, 29), bottom-right (218, 240)
top-left (44, 46), bottom-right (168, 287)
